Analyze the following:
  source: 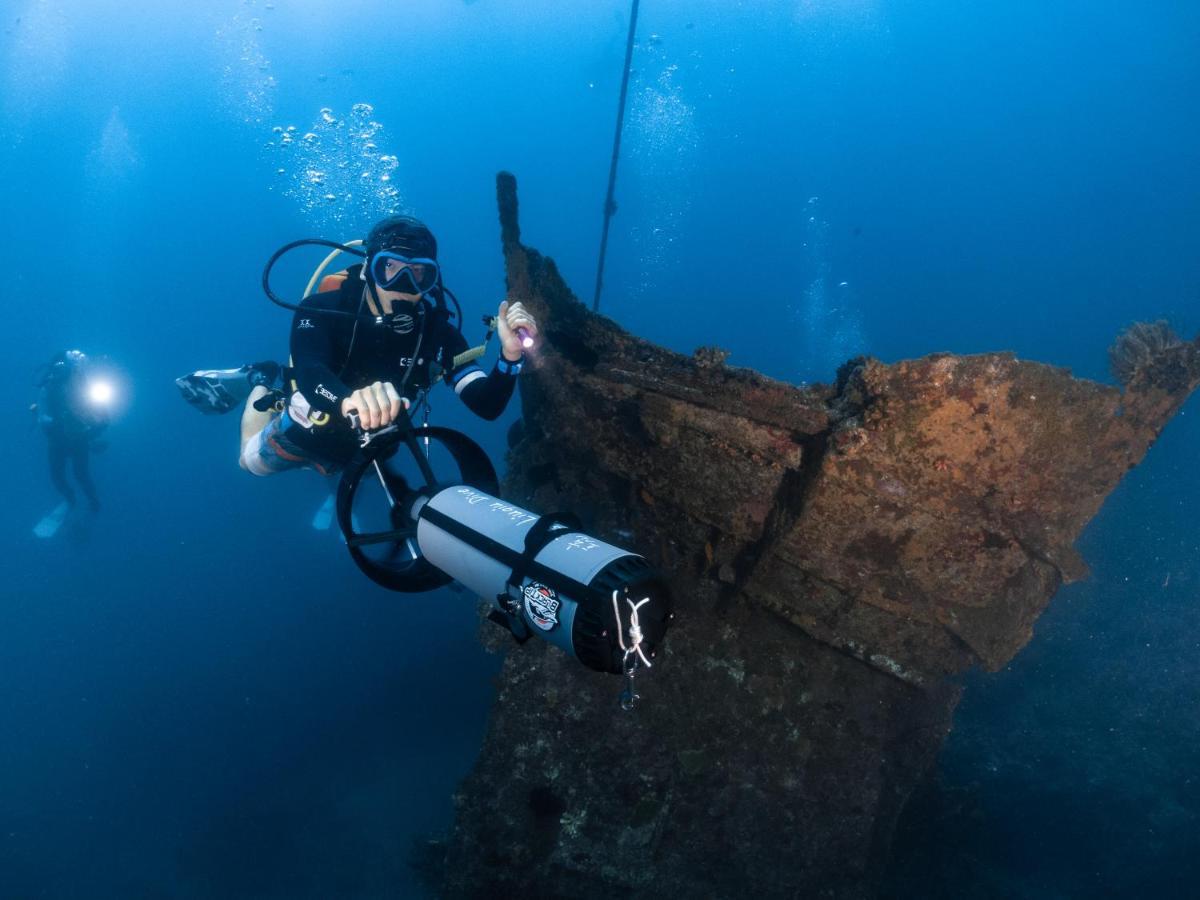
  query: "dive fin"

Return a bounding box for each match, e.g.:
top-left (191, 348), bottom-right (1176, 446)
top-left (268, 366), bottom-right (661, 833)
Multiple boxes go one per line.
top-left (175, 362), bottom-right (281, 415)
top-left (34, 502), bottom-right (72, 539)
top-left (311, 493), bottom-right (335, 531)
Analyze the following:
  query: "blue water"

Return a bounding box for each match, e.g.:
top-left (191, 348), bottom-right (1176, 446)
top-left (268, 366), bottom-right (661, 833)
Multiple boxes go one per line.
top-left (2, 2), bottom-right (1197, 897)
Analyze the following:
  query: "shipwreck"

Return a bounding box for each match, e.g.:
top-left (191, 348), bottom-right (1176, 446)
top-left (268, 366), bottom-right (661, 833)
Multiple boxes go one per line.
top-left (431, 173), bottom-right (1200, 899)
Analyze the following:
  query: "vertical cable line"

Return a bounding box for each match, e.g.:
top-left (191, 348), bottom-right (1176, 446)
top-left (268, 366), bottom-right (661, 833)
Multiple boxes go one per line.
top-left (593, 0), bottom-right (640, 313)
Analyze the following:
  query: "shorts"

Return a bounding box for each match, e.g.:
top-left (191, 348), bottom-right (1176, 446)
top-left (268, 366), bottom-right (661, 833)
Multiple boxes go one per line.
top-left (241, 411), bottom-right (343, 477)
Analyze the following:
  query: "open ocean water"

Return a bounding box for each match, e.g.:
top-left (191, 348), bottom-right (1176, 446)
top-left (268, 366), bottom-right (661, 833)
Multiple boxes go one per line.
top-left (1, 2), bottom-right (1197, 897)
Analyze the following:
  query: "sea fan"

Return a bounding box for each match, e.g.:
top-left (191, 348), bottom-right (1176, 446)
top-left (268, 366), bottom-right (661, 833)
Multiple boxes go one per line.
top-left (1108, 320), bottom-right (1182, 385)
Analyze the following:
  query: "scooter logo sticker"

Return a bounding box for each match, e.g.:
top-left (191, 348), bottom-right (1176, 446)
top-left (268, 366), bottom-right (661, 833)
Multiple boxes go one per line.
top-left (523, 582), bottom-right (560, 632)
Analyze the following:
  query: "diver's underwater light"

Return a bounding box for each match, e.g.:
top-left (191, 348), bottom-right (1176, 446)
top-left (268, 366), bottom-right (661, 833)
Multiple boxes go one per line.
top-left (87, 380), bottom-right (114, 406)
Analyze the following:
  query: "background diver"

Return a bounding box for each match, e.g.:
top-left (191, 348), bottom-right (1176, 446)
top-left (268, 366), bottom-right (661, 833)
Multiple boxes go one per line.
top-left (31, 350), bottom-right (110, 516)
top-left (177, 214), bottom-right (539, 477)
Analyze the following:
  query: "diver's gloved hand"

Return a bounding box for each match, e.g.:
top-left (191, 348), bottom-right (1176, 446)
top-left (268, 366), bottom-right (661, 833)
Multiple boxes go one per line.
top-left (341, 380), bottom-right (410, 430)
top-left (496, 300), bottom-right (539, 361)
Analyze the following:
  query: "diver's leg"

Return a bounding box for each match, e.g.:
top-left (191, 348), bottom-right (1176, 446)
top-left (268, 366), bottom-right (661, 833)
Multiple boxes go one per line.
top-left (47, 440), bottom-right (76, 506)
top-left (71, 442), bottom-right (100, 511)
top-left (248, 361), bottom-right (280, 385)
top-left (239, 385), bottom-right (274, 470)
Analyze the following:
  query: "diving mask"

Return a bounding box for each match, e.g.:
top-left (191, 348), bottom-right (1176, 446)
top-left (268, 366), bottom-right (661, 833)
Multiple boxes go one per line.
top-left (368, 251), bottom-right (440, 295)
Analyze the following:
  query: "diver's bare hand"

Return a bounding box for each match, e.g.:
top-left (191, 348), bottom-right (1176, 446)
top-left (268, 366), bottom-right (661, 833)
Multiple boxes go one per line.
top-left (341, 381), bottom-right (408, 430)
top-left (497, 300), bottom-right (539, 361)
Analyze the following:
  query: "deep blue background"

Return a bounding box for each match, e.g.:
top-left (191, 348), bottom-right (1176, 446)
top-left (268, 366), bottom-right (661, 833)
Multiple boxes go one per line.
top-left (1, 2), bottom-right (1197, 897)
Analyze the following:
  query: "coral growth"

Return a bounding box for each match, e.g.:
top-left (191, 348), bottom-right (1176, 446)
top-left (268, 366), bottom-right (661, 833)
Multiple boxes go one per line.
top-left (1109, 320), bottom-right (1183, 385)
top-left (692, 345), bottom-right (731, 369)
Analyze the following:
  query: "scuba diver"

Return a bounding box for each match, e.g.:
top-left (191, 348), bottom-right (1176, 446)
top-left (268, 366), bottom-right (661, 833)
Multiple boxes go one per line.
top-left (176, 215), bottom-right (670, 694)
top-left (176, 214), bottom-right (538, 476)
top-left (31, 350), bottom-right (109, 516)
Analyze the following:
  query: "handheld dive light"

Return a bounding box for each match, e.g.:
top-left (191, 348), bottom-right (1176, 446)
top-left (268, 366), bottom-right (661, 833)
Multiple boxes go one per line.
top-left (86, 380), bottom-right (114, 407)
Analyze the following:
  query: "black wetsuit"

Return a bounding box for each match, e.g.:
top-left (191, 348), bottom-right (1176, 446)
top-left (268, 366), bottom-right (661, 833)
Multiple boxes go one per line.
top-left (36, 375), bottom-right (105, 509)
top-left (283, 266), bottom-right (519, 465)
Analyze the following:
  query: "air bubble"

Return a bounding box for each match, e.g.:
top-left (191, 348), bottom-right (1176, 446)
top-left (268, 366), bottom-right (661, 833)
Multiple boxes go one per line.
top-left (269, 101), bottom-right (407, 231)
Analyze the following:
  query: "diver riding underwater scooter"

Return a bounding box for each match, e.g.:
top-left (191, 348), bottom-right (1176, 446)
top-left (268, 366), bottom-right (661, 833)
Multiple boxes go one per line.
top-left (262, 237), bottom-right (673, 704)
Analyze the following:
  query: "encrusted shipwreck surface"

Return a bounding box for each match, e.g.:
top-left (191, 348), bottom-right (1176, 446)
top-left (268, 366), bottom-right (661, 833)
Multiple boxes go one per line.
top-left (437, 174), bottom-right (1200, 899)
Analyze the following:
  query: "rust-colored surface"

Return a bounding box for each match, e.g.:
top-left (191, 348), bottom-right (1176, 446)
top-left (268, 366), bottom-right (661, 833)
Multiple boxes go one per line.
top-left (437, 173), bottom-right (1200, 899)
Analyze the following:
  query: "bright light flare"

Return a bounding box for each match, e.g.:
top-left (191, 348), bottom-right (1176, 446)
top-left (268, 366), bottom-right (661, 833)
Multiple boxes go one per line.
top-left (87, 380), bottom-right (115, 406)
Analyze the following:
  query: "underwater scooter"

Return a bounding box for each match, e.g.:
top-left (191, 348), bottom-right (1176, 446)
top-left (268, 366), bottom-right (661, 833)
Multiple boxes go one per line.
top-left (335, 413), bottom-right (672, 697)
top-left (263, 238), bottom-right (673, 700)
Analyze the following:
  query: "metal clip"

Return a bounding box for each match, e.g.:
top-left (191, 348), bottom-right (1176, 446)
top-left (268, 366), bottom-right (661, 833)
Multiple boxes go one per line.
top-left (347, 411), bottom-right (400, 449)
top-left (619, 649), bottom-right (641, 711)
top-left (612, 588), bottom-right (654, 711)
top-left (422, 401), bottom-right (431, 458)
